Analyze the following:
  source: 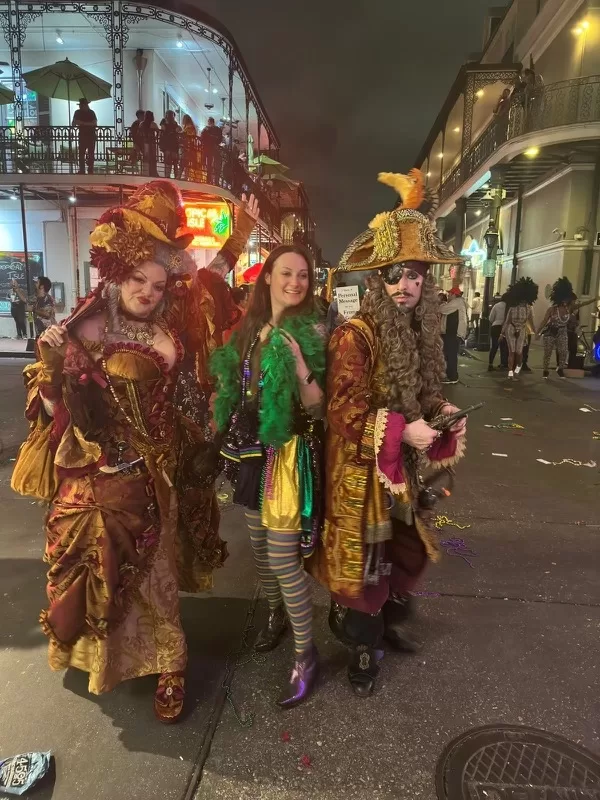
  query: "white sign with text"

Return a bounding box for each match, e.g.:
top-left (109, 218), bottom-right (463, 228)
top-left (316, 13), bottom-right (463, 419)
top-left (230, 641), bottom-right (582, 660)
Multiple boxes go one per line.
top-left (336, 285), bottom-right (361, 319)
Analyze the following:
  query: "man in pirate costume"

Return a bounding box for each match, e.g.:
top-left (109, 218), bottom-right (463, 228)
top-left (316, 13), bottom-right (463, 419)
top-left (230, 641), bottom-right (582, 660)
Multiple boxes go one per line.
top-left (313, 170), bottom-right (467, 696)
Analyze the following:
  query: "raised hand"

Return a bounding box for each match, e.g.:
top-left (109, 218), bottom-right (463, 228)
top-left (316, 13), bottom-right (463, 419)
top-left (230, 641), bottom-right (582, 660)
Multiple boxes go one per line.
top-left (240, 193), bottom-right (259, 223)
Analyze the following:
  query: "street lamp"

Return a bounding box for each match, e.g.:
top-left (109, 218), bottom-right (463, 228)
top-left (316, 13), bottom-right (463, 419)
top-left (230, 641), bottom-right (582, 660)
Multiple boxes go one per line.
top-left (476, 222), bottom-right (500, 350)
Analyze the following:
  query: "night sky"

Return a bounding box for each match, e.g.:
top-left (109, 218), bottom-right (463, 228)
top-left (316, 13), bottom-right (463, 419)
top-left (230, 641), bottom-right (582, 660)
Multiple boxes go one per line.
top-left (192, 0), bottom-right (494, 261)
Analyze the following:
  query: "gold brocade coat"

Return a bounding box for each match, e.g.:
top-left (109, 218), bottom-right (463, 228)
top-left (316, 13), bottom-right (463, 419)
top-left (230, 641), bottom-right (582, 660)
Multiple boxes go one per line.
top-left (310, 314), bottom-right (465, 600)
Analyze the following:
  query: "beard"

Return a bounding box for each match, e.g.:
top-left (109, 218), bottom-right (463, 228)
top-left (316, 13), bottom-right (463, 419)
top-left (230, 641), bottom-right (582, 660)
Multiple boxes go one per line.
top-left (361, 273), bottom-right (445, 422)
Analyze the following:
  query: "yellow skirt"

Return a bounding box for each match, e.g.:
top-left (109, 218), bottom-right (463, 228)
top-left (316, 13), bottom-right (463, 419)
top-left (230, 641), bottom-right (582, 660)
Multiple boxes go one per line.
top-left (261, 436), bottom-right (302, 532)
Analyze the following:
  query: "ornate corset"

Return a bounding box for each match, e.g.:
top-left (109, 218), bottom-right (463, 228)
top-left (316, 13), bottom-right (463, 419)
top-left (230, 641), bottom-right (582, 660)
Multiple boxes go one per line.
top-left (101, 341), bottom-right (179, 450)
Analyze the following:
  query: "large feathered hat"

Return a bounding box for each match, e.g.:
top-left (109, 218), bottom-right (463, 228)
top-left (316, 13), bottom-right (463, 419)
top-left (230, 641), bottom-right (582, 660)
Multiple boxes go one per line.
top-left (333, 170), bottom-right (463, 286)
top-left (89, 180), bottom-right (195, 283)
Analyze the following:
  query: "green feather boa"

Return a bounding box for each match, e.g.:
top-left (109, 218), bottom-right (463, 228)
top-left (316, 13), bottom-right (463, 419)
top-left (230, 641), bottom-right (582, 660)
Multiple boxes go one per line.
top-left (210, 313), bottom-right (325, 449)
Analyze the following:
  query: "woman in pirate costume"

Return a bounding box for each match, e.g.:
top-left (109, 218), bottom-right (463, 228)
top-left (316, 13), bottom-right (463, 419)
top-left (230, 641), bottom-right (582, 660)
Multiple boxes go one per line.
top-left (11, 181), bottom-right (258, 722)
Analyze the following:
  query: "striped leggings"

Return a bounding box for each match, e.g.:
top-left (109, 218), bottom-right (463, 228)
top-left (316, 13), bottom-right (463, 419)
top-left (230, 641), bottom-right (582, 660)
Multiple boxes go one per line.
top-left (245, 512), bottom-right (313, 655)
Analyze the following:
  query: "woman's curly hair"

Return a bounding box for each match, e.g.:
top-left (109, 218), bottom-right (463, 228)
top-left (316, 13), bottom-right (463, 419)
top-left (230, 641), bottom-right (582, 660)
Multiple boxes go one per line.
top-left (506, 276), bottom-right (539, 307)
top-left (360, 272), bottom-right (446, 422)
top-left (550, 276), bottom-right (574, 306)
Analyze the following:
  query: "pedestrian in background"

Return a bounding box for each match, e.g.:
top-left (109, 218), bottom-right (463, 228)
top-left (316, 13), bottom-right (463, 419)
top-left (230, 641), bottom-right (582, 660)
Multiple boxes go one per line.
top-left (501, 277), bottom-right (538, 379)
top-left (200, 117), bottom-right (223, 183)
top-left (470, 291), bottom-right (482, 336)
top-left (9, 279), bottom-right (27, 339)
top-left (140, 111), bottom-right (159, 177)
top-left (180, 114), bottom-right (197, 180)
top-left (488, 291), bottom-right (508, 370)
top-left (440, 287), bottom-right (467, 384)
top-left (159, 110), bottom-right (182, 179)
top-left (72, 98), bottom-right (97, 175)
top-left (536, 276), bottom-right (573, 379)
top-left (32, 276), bottom-right (56, 337)
top-left (130, 109), bottom-right (145, 166)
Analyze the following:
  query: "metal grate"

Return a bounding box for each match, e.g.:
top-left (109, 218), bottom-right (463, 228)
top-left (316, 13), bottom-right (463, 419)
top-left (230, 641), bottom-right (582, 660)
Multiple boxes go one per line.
top-left (437, 726), bottom-right (600, 800)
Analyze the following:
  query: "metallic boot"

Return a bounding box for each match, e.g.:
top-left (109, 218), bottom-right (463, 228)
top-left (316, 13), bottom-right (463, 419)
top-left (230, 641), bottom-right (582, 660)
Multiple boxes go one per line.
top-left (254, 604), bottom-right (288, 653)
top-left (348, 645), bottom-right (381, 697)
top-left (277, 644), bottom-right (319, 708)
top-left (383, 593), bottom-right (422, 653)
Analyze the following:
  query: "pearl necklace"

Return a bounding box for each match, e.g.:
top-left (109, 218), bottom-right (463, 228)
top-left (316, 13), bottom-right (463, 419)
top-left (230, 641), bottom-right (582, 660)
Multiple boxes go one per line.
top-left (119, 317), bottom-right (155, 346)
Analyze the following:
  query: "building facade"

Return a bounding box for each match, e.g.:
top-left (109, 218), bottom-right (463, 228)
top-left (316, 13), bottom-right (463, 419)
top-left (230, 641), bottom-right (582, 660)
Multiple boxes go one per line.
top-left (415, 0), bottom-right (600, 331)
top-left (0, 0), bottom-right (317, 337)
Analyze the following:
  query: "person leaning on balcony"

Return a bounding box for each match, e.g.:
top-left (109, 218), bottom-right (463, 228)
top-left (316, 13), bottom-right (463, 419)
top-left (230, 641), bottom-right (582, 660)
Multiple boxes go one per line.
top-left (140, 110), bottom-right (159, 177)
top-left (72, 98), bottom-right (97, 175)
top-left (200, 117), bottom-right (223, 184)
top-left (159, 110), bottom-right (182, 180)
top-left (130, 109), bottom-right (146, 165)
top-left (180, 114), bottom-right (198, 180)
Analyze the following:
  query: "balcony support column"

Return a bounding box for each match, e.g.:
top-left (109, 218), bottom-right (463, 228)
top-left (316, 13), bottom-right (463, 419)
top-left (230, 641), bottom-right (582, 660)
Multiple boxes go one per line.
top-left (452, 197), bottom-right (467, 289)
top-left (3, 1), bottom-right (41, 134)
top-left (111, 0), bottom-right (126, 140)
top-left (583, 148), bottom-right (600, 295)
top-left (478, 167), bottom-right (504, 350)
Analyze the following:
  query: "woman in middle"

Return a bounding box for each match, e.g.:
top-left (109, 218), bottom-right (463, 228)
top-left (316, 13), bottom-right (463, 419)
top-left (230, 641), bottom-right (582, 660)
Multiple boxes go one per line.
top-left (211, 244), bottom-right (326, 708)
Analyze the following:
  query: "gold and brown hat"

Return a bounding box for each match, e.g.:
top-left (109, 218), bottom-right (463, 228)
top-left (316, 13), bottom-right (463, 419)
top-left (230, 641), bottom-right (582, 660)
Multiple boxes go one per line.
top-left (89, 180), bottom-right (195, 283)
top-left (335, 169), bottom-right (462, 281)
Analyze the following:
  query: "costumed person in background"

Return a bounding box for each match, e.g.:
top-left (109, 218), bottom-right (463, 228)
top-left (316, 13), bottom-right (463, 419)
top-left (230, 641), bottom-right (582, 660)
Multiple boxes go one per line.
top-left (536, 276), bottom-right (573, 379)
top-left (211, 244), bottom-right (326, 708)
top-left (311, 170), bottom-right (467, 696)
top-left (11, 181), bottom-right (259, 723)
top-left (488, 291), bottom-right (508, 371)
top-left (565, 293), bottom-right (598, 369)
top-left (439, 287), bottom-right (468, 384)
top-left (500, 277), bottom-right (538, 379)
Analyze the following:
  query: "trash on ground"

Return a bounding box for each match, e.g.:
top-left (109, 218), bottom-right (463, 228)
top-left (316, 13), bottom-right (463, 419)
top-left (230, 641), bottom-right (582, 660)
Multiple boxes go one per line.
top-left (593, 431), bottom-right (600, 441)
top-left (500, 417), bottom-right (513, 421)
top-left (0, 752), bottom-right (51, 796)
top-left (300, 754), bottom-right (312, 768)
top-left (537, 458), bottom-right (597, 468)
top-left (281, 731), bottom-right (291, 743)
top-left (580, 407), bottom-right (593, 413)
top-left (492, 452), bottom-right (508, 457)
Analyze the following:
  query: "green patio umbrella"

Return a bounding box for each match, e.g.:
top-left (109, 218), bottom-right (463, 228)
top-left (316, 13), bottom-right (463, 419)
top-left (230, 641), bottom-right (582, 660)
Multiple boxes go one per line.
top-left (22, 58), bottom-right (111, 118)
top-left (0, 84), bottom-right (14, 105)
top-left (249, 154), bottom-right (289, 177)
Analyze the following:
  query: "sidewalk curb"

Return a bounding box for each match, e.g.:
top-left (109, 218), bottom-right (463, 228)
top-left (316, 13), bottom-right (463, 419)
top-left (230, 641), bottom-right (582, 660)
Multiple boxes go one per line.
top-left (182, 581), bottom-right (261, 800)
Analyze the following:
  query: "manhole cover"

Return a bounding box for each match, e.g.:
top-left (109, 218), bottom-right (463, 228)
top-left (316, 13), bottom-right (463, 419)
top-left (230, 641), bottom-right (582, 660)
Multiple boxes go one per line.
top-left (436, 725), bottom-right (600, 800)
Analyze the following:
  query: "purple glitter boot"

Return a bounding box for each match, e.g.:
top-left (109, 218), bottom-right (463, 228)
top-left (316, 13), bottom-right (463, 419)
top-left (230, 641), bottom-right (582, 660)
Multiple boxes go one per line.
top-left (277, 644), bottom-right (319, 709)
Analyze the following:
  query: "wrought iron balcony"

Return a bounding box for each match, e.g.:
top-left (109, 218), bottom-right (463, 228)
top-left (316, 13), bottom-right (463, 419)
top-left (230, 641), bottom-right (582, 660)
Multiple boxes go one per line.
top-left (439, 75), bottom-right (600, 205)
top-left (0, 124), bottom-right (282, 230)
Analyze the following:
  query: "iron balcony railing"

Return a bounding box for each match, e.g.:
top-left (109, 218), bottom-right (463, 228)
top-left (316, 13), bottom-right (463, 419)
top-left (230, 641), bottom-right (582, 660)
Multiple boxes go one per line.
top-left (0, 125), bottom-right (283, 231)
top-left (439, 75), bottom-right (600, 205)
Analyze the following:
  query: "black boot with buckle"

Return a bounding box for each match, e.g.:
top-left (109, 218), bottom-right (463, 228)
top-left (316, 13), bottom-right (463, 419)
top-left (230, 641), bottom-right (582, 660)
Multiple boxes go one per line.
top-left (383, 593), bottom-right (422, 653)
top-left (348, 644), bottom-right (381, 697)
top-left (254, 604), bottom-right (288, 653)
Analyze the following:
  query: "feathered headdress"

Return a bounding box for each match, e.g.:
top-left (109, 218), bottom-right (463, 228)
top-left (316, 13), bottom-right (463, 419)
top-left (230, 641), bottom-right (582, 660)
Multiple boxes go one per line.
top-left (328, 169), bottom-right (462, 298)
top-left (550, 276), bottom-right (574, 306)
top-left (89, 180), bottom-right (195, 284)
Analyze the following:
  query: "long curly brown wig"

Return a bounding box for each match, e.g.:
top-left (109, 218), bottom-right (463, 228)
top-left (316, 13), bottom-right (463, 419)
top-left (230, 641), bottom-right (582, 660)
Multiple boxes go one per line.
top-left (360, 271), bottom-right (445, 422)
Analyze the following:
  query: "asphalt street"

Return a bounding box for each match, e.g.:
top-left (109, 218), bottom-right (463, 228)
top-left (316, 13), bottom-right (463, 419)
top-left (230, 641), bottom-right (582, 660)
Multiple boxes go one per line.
top-left (0, 355), bottom-right (599, 800)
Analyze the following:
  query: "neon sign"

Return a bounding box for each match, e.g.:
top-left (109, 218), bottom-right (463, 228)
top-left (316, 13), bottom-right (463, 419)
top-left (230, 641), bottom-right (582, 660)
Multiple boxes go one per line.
top-left (184, 202), bottom-right (231, 249)
top-left (460, 238), bottom-right (486, 269)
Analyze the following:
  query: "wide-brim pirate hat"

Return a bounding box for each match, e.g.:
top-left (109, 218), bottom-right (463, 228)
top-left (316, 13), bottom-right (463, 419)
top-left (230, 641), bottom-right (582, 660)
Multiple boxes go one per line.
top-left (328, 169), bottom-right (463, 296)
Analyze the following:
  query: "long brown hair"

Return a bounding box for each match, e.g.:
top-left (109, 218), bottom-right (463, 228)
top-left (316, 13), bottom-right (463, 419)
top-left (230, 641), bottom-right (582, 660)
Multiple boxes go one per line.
top-left (235, 244), bottom-right (315, 357)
